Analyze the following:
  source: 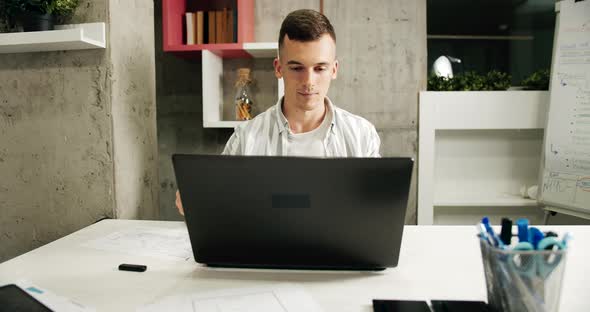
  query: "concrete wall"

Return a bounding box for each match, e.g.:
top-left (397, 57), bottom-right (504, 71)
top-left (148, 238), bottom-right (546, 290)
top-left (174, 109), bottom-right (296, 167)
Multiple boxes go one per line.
top-left (0, 0), bottom-right (158, 262)
top-left (154, 1), bottom-right (231, 222)
top-left (325, 0), bottom-right (426, 223)
top-left (108, 0), bottom-right (159, 220)
top-left (155, 0), bottom-right (426, 223)
top-left (0, 1), bottom-right (112, 262)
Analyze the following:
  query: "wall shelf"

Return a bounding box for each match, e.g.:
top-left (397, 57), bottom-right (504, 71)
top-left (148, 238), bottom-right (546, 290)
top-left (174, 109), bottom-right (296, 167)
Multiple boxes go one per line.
top-left (165, 43), bottom-right (250, 58)
top-left (427, 34), bottom-right (534, 41)
top-left (163, 0), bottom-right (254, 58)
top-left (434, 193), bottom-right (539, 207)
top-left (163, 0), bottom-right (281, 128)
top-left (243, 42), bottom-right (278, 58)
top-left (418, 91), bottom-right (549, 225)
top-left (0, 23), bottom-right (106, 54)
top-left (202, 47), bottom-right (283, 128)
top-left (163, 42), bottom-right (277, 59)
top-left (203, 120), bottom-right (243, 128)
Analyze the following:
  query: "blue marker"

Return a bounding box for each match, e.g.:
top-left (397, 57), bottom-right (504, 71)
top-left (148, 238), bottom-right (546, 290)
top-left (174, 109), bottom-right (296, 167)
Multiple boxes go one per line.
top-left (516, 218), bottom-right (529, 243)
top-left (528, 227), bottom-right (544, 249)
top-left (477, 223), bottom-right (494, 246)
top-left (482, 217), bottom-right (504, 248)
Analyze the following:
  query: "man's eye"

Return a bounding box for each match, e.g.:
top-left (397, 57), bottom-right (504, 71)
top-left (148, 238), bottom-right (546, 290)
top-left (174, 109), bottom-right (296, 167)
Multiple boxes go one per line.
top-left (290, 67), bottom-right (303, 71)
top-left (315, 67), bottom-right (327, 72)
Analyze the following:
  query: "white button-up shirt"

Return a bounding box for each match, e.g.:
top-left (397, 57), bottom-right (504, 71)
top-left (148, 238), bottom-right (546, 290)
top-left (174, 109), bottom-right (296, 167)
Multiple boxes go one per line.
top-left (222, 97), bottom-right (381, 157)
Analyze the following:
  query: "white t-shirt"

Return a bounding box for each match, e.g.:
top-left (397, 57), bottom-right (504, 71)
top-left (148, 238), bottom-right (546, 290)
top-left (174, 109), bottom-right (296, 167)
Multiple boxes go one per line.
top-left (285, 105), bottom-right (333, 157)
top-left (223, 97), bottom-right (381, 157)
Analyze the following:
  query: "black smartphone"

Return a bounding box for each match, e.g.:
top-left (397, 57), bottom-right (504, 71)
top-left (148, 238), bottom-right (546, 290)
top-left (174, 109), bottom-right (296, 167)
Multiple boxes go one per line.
top-left (373, 299), bottom-right (432, 312)
top-left (0, 284), bottom-right (53, 312)
top-left (431, 300), bottom-right (489, 312)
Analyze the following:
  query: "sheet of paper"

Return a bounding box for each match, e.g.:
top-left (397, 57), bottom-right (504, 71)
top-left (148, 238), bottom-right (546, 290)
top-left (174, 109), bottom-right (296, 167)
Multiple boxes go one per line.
top-left (81, 227), bottom-right (193, 261)
top-left (138, 284), bottom-right (324, 312)
top-left (136, 295), bottom-right (193, 312)
top-left (5, 279), bottom-right (96, 312)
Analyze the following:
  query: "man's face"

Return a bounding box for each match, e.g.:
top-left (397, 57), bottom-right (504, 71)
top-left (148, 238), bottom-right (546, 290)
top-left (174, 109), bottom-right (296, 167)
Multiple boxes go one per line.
top-left (273, 34), bottom-right (338, 112)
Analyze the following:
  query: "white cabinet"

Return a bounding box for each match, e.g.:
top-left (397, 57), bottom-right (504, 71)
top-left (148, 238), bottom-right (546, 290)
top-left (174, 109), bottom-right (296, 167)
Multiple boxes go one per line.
top-left (202, 42), bottom-right (284, 128)
top-left (418, 91), bottom-right (549, 225)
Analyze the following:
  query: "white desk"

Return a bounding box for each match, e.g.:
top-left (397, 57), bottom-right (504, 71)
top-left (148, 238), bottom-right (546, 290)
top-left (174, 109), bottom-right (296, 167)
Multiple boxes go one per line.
top-left (0, 220), bottom-right (588, 311)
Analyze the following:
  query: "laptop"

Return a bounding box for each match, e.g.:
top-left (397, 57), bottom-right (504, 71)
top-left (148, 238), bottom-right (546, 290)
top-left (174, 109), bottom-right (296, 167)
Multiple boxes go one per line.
top-left (172, 155), bottom-right (413, 270)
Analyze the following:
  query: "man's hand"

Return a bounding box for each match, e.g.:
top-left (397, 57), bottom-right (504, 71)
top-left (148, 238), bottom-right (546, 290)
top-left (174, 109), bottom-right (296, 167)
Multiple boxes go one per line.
top-left (175, 190), bottom-right (184, 216)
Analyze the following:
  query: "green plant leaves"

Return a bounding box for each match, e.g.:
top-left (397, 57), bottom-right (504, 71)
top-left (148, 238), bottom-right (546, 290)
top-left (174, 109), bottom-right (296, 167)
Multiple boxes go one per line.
top-left (2, 0), bottom-right (77, 17)
top-left (54, 0), bottom-right (78, 17)
top-left (520, 69), bottom-right (550, 90)
top-left (4, 0), bottom-right (55, 15)
top-left (427, 70), bottom-right (512, 91)
top-left (427, 69), bottom-right (552, 91)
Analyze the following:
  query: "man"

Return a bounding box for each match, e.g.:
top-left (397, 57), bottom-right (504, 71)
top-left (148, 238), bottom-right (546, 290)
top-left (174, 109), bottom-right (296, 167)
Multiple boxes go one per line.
top-left (176, 9), bottom-right (381, 215)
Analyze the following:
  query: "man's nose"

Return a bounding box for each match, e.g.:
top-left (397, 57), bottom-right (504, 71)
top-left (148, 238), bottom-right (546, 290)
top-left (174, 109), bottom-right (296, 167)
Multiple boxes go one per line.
top-left (301, 69), bottom-right (315, 88)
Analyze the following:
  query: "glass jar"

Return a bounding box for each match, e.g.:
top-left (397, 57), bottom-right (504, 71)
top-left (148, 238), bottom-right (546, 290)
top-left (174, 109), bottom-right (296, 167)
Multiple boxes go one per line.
top-left (235, 68), bottom-right (254, 120)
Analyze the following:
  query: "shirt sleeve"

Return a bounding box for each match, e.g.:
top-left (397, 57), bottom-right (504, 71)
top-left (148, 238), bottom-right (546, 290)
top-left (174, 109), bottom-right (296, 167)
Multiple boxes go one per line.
top-left (222, 130), bottom-right (241, 155)
top-left (367, 125), bottom-right (381, 157)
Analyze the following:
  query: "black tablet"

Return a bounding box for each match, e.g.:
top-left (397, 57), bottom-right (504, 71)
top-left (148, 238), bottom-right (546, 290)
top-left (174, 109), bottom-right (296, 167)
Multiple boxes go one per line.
top-left (0, 284), bottom-right (52, 312)
top-left (373, 299), bottom-right (432, 312)
top-left (431, 300), bottom-right (489, 312)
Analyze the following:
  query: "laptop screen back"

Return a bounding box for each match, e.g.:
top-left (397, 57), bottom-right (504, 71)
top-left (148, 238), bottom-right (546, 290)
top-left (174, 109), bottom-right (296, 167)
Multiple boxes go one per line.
top-left (173, 155), bottom-right (413, 270)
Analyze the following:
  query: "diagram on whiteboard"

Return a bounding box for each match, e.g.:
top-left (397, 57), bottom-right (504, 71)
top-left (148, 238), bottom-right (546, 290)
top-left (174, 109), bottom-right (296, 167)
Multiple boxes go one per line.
top-left (540, 0), bottom-right (590, 211)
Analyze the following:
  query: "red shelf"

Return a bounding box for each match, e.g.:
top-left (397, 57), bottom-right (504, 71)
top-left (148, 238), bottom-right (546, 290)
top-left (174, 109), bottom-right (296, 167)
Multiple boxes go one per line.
top-left (162, 0), bottom-right (254, 58)
top-left (165, 43), bottom-right (252, 58)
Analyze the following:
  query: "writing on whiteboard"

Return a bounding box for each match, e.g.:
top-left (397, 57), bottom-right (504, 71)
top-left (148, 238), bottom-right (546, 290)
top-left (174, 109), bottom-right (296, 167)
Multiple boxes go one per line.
top-left (542, 172), bottom-right (590, 207)
top-left (540, 0), bottom-right (590, 212)
top-left (559, 41), bottom-right (590, 65)
top-left (543, 177), bottom-right (576, 194)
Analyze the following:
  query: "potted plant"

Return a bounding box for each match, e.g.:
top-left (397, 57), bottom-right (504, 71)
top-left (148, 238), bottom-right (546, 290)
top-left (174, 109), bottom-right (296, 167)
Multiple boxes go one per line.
top-left (1, 0), bottom-right (79, 32)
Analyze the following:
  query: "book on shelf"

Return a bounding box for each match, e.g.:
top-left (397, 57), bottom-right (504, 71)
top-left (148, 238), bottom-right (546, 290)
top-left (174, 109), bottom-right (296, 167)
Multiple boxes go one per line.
top-left (185, 12), bottom-right (195, 45)
top-left (215, 10), bottom-right (224, 44)
top-left (233, 9), bottom-right (237, 42)
top-left (196, 11), bottom-right (204, 44)
top-left (185, 8), bottom-right (237, 45)
top-left (227, 9), bottom-right (234, 43)
top-left (222, 8), bottom-right (228, 43)
top-left (208, 11), bottom-right (216, 44)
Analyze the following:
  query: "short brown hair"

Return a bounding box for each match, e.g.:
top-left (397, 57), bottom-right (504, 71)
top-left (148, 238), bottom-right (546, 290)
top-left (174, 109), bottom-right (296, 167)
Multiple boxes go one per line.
top-left (278, 9), bottom-right (336, 49)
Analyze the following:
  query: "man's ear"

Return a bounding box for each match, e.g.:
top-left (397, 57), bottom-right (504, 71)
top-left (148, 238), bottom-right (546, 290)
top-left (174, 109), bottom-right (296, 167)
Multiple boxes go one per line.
top-left (273, 58), bottom-right (283, 79)
top-left (332, 60), bottom-right (339, 79)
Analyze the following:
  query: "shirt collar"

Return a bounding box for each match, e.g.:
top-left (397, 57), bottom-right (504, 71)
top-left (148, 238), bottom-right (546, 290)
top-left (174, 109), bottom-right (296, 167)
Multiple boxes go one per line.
top-left (275, 96), bottom-right (337, 135)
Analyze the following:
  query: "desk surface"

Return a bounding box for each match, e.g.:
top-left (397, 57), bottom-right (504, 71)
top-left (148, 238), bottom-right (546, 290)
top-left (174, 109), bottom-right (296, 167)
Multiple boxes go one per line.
top-left (0, 220), bottom-right (588, 311)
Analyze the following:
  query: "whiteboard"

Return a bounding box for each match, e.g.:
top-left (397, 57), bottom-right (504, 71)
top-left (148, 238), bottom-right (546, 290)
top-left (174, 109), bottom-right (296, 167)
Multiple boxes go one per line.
top-left (539, 0), bottom-right (590, 217)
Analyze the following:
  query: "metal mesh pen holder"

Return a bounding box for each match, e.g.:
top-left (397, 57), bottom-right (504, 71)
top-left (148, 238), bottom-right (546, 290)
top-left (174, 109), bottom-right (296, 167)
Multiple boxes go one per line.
top-left (479, 240), bottom-right (567, 312)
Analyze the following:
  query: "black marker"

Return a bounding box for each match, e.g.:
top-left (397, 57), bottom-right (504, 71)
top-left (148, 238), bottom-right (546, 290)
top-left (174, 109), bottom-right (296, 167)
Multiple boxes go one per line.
top-left (118, 263), bottom-right (147, 272)
top-left (500, 218), bottom-right (513, 245)
top-left (544, 231), bottom-right (559, 238)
